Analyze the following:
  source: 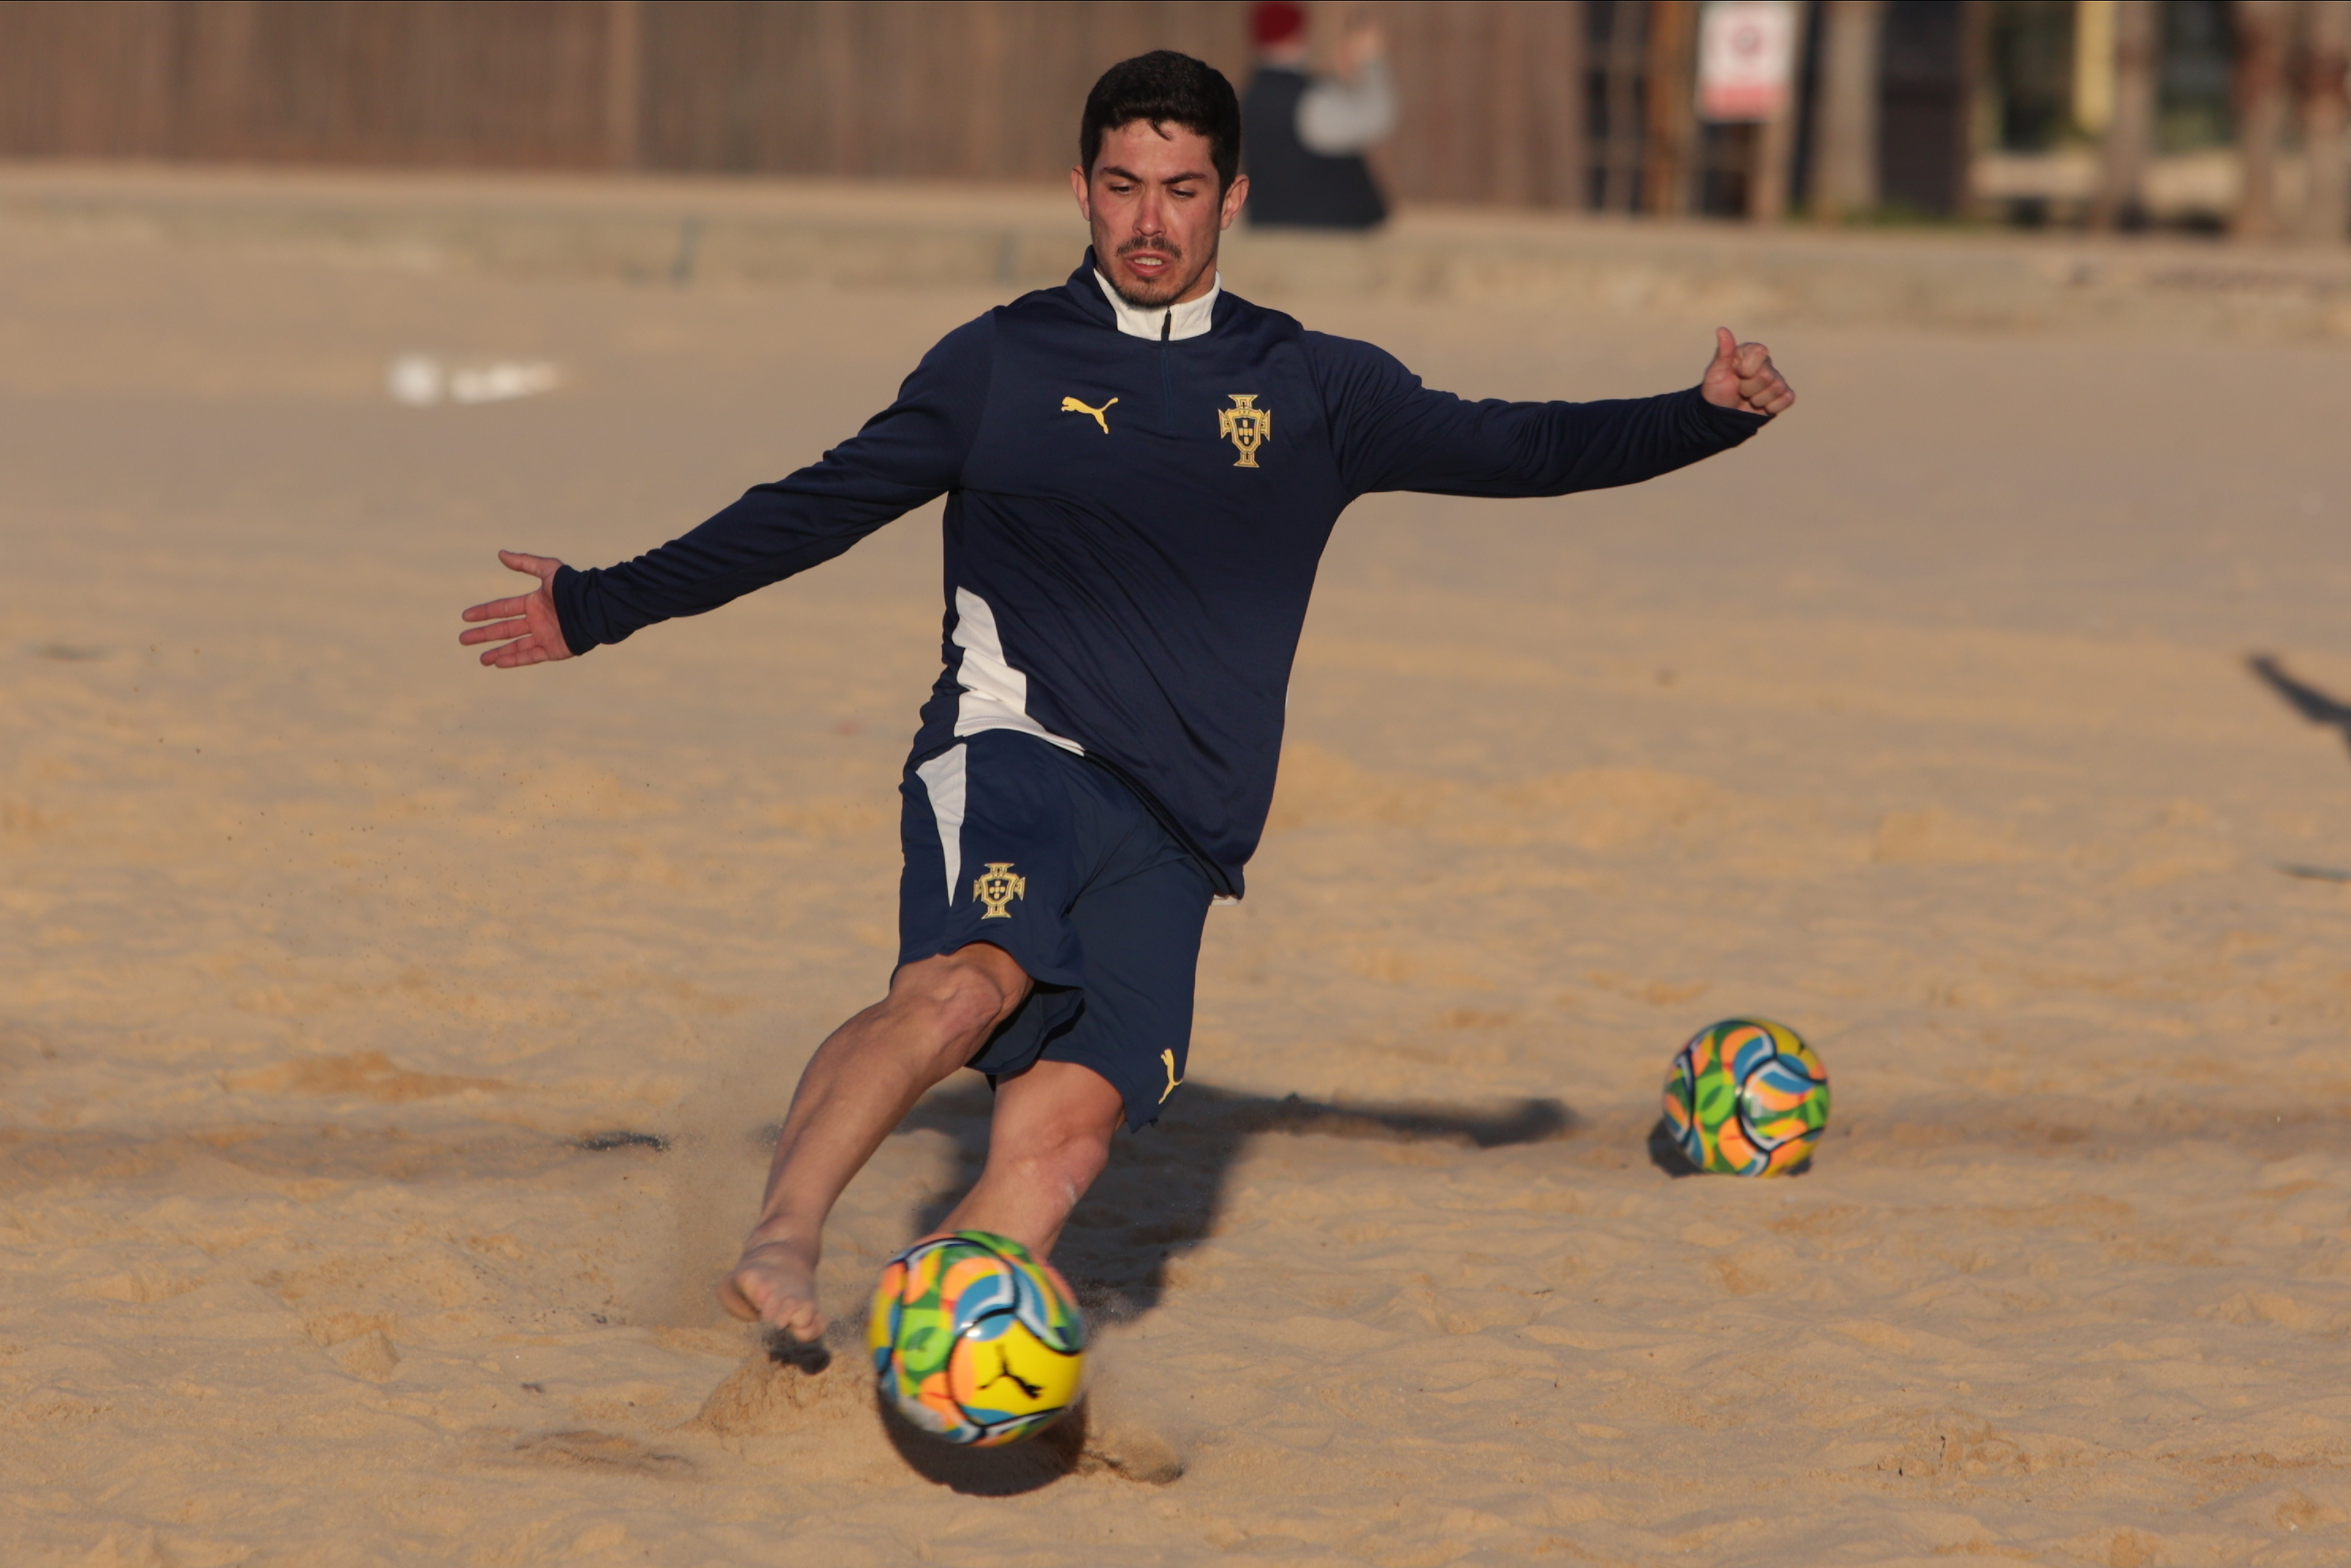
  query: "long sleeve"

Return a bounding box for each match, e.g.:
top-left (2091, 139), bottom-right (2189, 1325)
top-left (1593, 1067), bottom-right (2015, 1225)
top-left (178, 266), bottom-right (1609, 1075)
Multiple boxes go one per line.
top-left (1310, 333), bottom-right (1768, 502)
top-left (552, 316), bottom-right (994, 654)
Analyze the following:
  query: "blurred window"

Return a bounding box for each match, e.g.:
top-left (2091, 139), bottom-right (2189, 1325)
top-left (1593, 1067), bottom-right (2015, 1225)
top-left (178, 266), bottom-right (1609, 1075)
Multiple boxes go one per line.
top-left (1988, 0), bottom-right (2077, 151)
top-left (1881, 0), bottom-right (1969, 216)
top-left (1585, 0), bottom-right (1652, 211)
top-left (2155, 0), bottom-right (2231, 151)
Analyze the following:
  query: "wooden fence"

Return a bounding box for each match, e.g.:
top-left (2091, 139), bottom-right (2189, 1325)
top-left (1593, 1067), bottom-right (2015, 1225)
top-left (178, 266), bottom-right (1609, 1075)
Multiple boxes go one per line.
top-left (0, 0), bottom-right (620, 168)
top-left (0, 0), bottom-right (1593, 208)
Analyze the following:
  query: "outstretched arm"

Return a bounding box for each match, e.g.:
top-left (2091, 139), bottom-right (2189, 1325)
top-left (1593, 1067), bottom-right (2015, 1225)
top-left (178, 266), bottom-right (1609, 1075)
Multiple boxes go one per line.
top-left (1322, 326), bottom-right (1791, 500)
top-left (457, 316), bottom-right (992, 668)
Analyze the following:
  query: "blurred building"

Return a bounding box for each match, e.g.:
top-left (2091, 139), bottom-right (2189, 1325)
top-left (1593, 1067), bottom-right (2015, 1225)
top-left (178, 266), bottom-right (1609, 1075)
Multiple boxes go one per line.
top-left (0, 0), bottom-right (1572, 200)
top-left (0, 1), bottom-right (2341, 238)
top-left (1974, 0), bottom-right (2243, 230)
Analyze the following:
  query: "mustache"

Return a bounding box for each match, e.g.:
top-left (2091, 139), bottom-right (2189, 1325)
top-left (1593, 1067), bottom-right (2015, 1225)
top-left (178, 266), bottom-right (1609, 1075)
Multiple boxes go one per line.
top-left (1116, 237), bottom-right (1183, 262)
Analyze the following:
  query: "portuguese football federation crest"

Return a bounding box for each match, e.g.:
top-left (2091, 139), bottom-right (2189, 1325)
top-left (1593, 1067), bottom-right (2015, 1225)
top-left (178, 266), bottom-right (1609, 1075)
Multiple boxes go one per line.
top-left (972, 862), bottom-right (1026, 919)
top-left (1217, 394), bottom-right (1270, 468)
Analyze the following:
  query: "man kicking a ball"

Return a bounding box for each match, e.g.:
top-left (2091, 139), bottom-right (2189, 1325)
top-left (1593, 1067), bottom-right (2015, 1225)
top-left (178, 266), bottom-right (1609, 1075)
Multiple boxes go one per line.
top-left (460, 51), bottom-right (1793, 1344)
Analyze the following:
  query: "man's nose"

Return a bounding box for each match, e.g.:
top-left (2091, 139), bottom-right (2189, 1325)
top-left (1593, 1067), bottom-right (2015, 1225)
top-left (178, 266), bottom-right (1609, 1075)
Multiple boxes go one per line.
top-left (1132, 192), bottom-right (1169, 237)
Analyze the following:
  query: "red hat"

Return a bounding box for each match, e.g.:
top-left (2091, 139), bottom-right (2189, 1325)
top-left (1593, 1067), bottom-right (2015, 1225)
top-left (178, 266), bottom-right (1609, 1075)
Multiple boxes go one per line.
top-left (1253, 0), bottom-right (1307, 47)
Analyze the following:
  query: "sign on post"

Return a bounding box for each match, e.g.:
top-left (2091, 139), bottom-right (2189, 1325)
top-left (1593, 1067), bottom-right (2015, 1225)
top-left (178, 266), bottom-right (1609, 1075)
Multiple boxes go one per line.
top-left (1697, 0), bottom-right (1800, 124)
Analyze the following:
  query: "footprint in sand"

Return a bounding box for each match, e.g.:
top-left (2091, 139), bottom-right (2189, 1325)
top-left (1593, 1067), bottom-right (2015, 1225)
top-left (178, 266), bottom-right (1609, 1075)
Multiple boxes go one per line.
top-left (485, 1429), bottom-right (694, 1478)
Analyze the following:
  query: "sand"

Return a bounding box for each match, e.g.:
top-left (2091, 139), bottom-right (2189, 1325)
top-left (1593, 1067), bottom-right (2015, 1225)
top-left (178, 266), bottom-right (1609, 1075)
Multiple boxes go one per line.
top-left (5, 191), bottom-right (2351, 1567)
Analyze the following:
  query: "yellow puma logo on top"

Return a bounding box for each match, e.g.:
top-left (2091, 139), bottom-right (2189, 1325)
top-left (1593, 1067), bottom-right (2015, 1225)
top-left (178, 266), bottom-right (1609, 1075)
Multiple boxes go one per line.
top-left (1059, 395), bottom-right (1118, 434)
top-left (1159, 1049), bottom-right (1183, 1103)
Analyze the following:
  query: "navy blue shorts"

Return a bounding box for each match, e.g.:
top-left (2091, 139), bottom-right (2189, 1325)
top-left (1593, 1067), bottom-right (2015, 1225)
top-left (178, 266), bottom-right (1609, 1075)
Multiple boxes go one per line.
top-left (899, 729), bottom-right (1212, 1131)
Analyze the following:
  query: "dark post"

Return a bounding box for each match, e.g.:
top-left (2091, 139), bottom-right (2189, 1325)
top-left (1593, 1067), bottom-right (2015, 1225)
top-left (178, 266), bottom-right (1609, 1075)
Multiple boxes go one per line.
top-left (1811, 0), bottom-right (1886, 223)
top-left (1749, 1), bottom-right (1810, 221)
top-left (1529, 1), bottom-right (1591, 209)
top-left (2230, 0), bottom-right (2294, 241)
top-left (2304, 0), bottom-right (2351, 243)
top-left (2090, 0), bottom-right (2156, 229)
top-left (604, 0), bottom-right (641, 171)
top-left (1642, 0), bottom-right (1699, 215)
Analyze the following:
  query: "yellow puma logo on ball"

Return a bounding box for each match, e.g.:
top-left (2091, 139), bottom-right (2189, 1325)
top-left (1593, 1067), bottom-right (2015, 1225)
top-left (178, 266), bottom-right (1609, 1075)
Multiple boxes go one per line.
top-left (1059, 395), bottom-right (1117, 434)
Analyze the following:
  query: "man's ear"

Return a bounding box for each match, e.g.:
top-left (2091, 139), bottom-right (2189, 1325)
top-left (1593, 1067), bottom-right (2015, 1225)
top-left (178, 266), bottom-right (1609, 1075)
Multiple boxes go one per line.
top-left (1070, 165), bottom-right (1093, 221)
top-left (1219, 173), bottom-right (1250, 230)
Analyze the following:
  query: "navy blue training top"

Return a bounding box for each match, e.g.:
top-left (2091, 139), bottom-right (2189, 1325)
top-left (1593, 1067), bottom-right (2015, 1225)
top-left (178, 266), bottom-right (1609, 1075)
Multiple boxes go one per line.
top-left (552, 254), bottom-right (1768, 896)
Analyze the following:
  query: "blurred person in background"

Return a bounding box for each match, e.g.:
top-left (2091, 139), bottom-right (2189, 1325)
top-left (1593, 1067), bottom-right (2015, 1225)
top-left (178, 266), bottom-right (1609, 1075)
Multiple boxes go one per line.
top-left (1242, 0), bottom-right (1394, 229)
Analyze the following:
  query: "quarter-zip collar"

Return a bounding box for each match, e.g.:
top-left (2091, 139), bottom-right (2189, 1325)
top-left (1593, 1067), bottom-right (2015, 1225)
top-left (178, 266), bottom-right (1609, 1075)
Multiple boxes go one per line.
top-left (1090, 264), bottom-right (1221, 341)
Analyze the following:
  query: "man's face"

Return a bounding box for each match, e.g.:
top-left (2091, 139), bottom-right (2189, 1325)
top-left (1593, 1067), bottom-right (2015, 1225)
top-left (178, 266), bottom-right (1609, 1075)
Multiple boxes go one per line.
top-left (1071, 120), bottom-right (1249, 309)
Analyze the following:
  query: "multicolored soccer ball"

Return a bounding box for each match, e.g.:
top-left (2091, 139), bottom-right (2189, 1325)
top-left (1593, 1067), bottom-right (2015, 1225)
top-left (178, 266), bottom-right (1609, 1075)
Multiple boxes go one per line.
top-left (867, 1231), bottom-right (1086, 1446)
top-left (1661, 1018), bottom-right (1830, 1176)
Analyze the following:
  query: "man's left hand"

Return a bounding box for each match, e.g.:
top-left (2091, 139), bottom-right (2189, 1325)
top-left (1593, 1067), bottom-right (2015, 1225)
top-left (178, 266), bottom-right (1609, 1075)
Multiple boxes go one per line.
top-left (1701, 327), bottom-right (1795, 417)
top-left (460, 550), bottom-right (575, 668)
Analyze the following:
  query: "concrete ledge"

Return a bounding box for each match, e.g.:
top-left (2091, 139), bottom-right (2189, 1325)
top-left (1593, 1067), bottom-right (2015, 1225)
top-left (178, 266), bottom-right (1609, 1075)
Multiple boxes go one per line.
top-left (5, 161), bottom-right (2350, 342)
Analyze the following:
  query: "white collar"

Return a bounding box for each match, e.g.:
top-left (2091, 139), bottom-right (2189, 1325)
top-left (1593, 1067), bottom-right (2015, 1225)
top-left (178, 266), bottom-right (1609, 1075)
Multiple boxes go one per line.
top-left (1094, 268), bottom-right (1221, 341)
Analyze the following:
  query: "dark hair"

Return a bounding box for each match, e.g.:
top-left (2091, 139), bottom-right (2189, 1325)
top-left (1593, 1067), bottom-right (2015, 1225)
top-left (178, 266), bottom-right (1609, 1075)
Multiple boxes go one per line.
top-left (1079, 51), bottom-right (1242, 192)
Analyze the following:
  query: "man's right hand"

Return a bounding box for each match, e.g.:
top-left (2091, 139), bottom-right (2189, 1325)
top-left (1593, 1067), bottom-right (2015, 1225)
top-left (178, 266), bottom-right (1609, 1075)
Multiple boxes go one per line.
top-left (459, 550), bottom-right (575, 668)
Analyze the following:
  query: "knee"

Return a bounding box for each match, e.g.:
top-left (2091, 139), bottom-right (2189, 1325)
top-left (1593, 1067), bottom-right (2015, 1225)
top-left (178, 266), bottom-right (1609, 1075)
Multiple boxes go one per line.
top-left (1006, 1113), bottom-right (1114, 1196)
top-left (887, 952), bottom-right (1025, 1053)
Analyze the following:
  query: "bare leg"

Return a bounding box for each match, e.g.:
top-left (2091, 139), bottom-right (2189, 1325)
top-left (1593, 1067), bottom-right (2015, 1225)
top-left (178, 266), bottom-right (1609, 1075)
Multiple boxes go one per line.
top-left (938, 1058), bottom-right (1125, 1261)
top-left (720, 943), bottom-right (1030, 1339)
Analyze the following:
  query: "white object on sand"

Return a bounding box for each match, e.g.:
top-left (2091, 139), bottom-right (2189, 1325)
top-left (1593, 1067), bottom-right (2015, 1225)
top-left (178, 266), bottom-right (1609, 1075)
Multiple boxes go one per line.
top-left (386, 354), bottom-right (561, 407)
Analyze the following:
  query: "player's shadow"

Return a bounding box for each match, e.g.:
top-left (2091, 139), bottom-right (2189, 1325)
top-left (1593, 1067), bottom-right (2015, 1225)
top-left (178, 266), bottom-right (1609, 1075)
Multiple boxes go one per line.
top-left (2248, 653), bottom-right (2351, 756)
top-left (862, 1081), bottom-right (1574, 1495)
top-left (895, 1080), bottom-right (1577, 1326)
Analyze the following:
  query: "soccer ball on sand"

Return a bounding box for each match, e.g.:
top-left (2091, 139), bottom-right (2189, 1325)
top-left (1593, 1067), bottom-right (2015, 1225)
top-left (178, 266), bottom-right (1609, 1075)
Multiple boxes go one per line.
top-left (868, 1231), bottom-right (1086, 1445)
top-left (1661, 1018), bottom-right (1830, 1176)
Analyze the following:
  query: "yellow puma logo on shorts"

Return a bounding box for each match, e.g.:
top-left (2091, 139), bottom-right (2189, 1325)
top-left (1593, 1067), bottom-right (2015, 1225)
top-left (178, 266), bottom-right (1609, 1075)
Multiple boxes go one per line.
top-left (1159, 1049), bottom-right (1183, 1103)
top-left (1059, 395), bottom-right (1117, 434)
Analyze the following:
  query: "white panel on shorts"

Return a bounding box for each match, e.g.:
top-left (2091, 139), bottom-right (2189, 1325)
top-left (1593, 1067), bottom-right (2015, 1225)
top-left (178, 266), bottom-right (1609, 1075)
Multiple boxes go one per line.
top-left (949, 587), bottom-right (1085, 755)
top-left (913, 744), bottom-right (967, 906)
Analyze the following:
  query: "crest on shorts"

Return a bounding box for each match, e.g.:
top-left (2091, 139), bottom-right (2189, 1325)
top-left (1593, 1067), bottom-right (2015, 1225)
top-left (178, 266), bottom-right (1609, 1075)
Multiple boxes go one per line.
top-left (972, 862), bottom-right (1027, 919)
top-left (1217, 394), bottom-right (1270, 468)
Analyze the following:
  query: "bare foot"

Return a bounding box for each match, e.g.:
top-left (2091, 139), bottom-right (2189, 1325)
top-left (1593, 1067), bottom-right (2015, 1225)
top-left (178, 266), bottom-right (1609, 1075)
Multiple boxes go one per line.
top-left (720, 1237), bottom-right (824, 1341)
